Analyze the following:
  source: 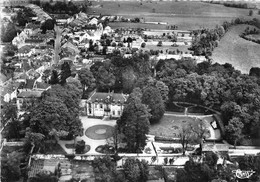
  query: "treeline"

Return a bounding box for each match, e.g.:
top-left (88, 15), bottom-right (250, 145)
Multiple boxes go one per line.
top-left (223, 2), bottom-right (249, 9)
top-left (40, 1), bottom-right (87, 15)
top-left (240, 26), bottom-right (260, 44)
top-left (190, 18), bottom-right (260, 56)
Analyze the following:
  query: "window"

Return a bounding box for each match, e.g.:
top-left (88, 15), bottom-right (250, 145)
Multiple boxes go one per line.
top-left (95, 104), bottom-right (98, 108)
top-left (118, 111), bottom-right (121, 115)
top-left (100, 104), bottom-right (103, 109)
top-left (112, 111), bottom-right (115, 115)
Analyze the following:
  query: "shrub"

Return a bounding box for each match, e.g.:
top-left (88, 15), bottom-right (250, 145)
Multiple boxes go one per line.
top-left (141, 42), bottom-right (146, 48)
top-left (249, 10), bottom-right (253, 16)
top-left (75, 140), bottom-right (85, 154)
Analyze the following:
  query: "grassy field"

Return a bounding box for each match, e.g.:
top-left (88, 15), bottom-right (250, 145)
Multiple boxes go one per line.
top-left (149, 115), bottom-right (215, 138)
top-left (89, 1), bottom-right (255, 30)
top-left (211, 24), bottom-right (260, 74)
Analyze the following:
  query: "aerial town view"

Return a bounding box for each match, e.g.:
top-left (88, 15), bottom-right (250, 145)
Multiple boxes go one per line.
top-left (1, 0), bottom-right (260, 181)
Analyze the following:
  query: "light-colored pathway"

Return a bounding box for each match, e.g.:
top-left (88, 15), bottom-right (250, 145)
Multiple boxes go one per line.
top-left (58, 117), bottom-right (117, 155)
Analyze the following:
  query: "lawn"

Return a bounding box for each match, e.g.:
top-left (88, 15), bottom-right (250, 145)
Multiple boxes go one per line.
top-left (149, 115), bottom-right (215, 139)
top-left (89, 1), bottom-right (252, 30)
top-left (211, 24), bottom-right (260, 74)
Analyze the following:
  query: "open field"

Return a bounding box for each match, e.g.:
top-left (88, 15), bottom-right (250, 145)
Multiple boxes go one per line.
top-left (149, 114), bottom-right (221, 140)
top-left (89, 1), bottom-right (257, 30)
top-left (211, 24), bottom-right (260, 74)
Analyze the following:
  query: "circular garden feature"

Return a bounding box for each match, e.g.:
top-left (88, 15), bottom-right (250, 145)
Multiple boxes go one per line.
top-left (85, 125), bottom-right (114, 140)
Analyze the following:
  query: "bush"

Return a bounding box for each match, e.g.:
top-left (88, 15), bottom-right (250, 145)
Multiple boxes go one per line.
top-left (249, 10), bottom-right (253, 16)
top-left (141, 42), bottom-right (146, 48)
top-left (75, 140), bottom-right (85, 154)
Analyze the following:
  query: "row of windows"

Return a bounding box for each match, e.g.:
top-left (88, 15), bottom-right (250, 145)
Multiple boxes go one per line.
top-left (94, 104), bottom-right (121, 109)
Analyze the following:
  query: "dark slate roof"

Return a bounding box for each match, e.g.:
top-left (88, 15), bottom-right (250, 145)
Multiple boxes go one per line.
top-left (34, 82), bottom-right (50, 90)
top-left (24, 79), bottom-right (36, 89)
top-left (88, 92), bottom-right (128, 104)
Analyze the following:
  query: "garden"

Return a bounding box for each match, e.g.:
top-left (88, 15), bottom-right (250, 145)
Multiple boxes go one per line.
top-left (149, 115), bottom-right (215, 139)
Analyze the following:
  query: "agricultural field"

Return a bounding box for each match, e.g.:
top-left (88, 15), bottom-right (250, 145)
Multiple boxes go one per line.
top-left (89, 1), bottom-right (254, 30)
top-left (211, 24), bottom-right (260, 74)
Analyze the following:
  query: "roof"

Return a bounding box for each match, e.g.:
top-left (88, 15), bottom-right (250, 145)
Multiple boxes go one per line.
top-left (18, 45), bottom-right (34, 54)
top-left (0, 81), bottom-right (20, 96)
top-left (17, 90), bottom-right (42, 98)
top-left (24, 79), bottom-right (36, 89)
top-left (0, 73), bottom-right (7, 85)
top-left (202, 143), bottom-right (229, 152)
top-left (88, 91), bottom-right (128, 104)
top-left (62, 42), bottom-right (79, 54)
top-left (34, 82), bottom-right (50, 90)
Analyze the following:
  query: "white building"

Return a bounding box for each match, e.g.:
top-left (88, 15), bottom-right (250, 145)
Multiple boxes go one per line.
top-left (85, 91), bottom-right (128, 118)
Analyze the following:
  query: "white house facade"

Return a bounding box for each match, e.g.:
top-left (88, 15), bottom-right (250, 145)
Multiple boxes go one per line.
top-left (85, 91), bottom-right (128, 118)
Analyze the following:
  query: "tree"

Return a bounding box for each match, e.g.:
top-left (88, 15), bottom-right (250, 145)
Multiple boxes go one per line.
top-left (179, 124), bottom-right (196, 155)
top-left (60, 62), bottom-right (71, 85)
top-left (155, 81), bottom-right (169, 103)
top-left (190, 118), bottom-right (210, 147)
top-left (117, 88), bottom-right (150, 153)
top-left (225, 117), bottom-right (244, 148)
top-left (106, 125), bottom-right (124, 153)
top-left (96, 65), bottom-right (115, 92)
top-left (49, 70), bottom-right (59, 85)
top-left (176, 159), bottom-right (215, 182)
top-left (249, 9), bottom-right (253, 16)
top-left (1, 22), bottom-right (18, 42)
top-left (142, 86), bottom-right (165, 123)
top-left (1, 151), bottom-right (22, 182)
top-left (78, 68), bottom-right (96, 92)
top-left (249, 67), bottom-right (260, 78)
top-left (41, 19), bottom-right (56, 33)
top-left (92, 156), bottom-right (123, 182)
top-left (26, 85), bottom-right (83, 140)
top-left (123, 158), bottom-right (149, 182)
top-left (24, 128), bottom-right (45, 153)
top-left (30, 170), bottom-right (58, 182)
top-left (75, 140), bottom-right (85, 154)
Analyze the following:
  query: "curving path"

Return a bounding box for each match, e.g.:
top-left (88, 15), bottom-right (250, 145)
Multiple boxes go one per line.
top-left (58, 117), bottom-right (116, 155)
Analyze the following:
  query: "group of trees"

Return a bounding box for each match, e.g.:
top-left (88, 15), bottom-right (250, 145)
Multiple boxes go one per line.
top-left (191, 18), bottom-right (260, 56)
top-left (1, 22), bottom-right (19, 42)
top-left (93, 156), bottom-right (149, 182)
top-left (176, 153), bottom-right (260, 182)
top-left (90, 53), bottom-right (151, 93)
top-left (155, 57), bottom-right (260, 146)
top-left (41, 1), bottom-right (87, 15)
top-left (22, 82), bottom-right (83, 152)
top-left (12, 7), bottom-right (36, 26)
top-left (190, 25), bottom-right (225, 56)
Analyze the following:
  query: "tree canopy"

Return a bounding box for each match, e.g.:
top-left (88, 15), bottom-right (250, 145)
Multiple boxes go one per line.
top-left (117, 88), bottom-right (150, 153)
